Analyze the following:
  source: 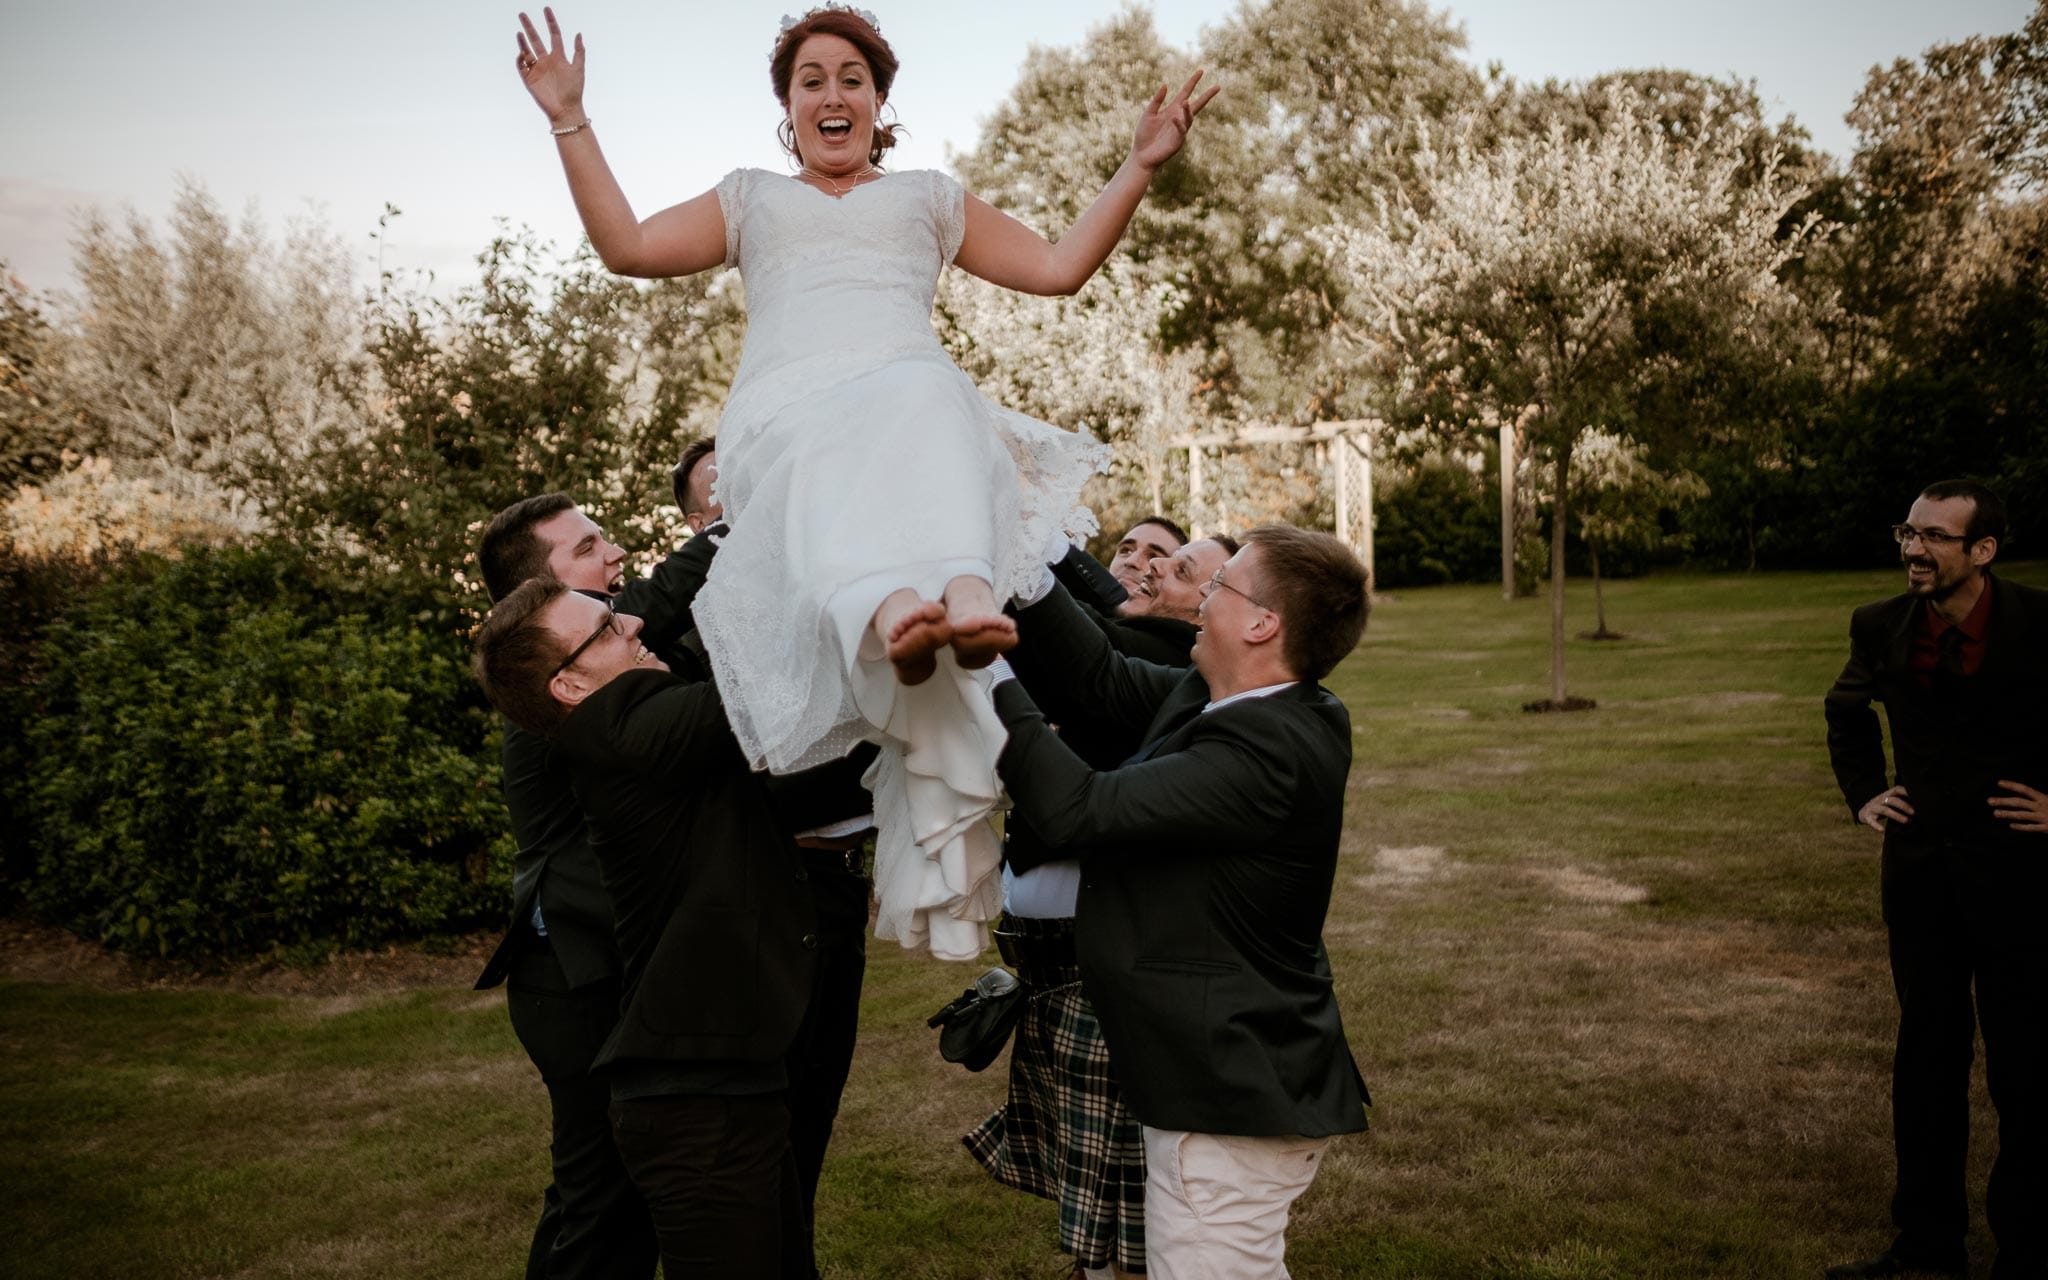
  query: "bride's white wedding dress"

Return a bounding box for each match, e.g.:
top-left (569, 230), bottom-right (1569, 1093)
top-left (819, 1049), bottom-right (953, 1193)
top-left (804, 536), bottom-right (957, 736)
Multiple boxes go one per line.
top-left (692, 166), bottom-right (1105, 961)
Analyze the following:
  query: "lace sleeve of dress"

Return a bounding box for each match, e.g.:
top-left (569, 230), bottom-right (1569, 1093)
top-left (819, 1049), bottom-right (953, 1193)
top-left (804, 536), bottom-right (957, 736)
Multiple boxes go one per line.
top-left (715, 168), bottom-right (748, 269)
top-left (930, 170), bottom-right (967, 266)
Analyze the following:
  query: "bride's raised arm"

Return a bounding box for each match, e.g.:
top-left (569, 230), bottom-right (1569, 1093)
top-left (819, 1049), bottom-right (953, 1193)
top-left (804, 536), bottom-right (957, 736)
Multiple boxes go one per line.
top-left (953, 71), bottom-right (1217, 298)
top-left (515, 7), bottom-right (727, 279)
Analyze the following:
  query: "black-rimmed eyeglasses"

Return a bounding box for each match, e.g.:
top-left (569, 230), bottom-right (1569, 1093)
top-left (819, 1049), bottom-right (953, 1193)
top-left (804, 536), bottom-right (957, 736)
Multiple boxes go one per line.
top-left (1892, 524), bottom-right (1972, 549)
top-left (1204, 566), bottom-right (1272, 611)
top-left (553, 599), bottom-right (625, 675)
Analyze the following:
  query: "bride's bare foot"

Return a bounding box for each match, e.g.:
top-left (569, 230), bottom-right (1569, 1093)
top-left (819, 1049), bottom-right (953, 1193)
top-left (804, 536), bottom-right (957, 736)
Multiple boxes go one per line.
top-left (943, 575), bottom-right (1016, 670)
top-left (885, 601), bottom-right (952, 685)
top-left (949, 613), bottom-right (1017, 670)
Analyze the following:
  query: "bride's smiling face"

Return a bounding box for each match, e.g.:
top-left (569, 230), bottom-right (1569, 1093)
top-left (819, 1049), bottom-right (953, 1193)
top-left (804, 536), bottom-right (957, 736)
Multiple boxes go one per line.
top-left (785, 33), bottom-right (881, 174)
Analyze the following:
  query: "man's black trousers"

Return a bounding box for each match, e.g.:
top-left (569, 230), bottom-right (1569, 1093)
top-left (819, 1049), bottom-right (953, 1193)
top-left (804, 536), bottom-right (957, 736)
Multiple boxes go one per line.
top-left (505, 946), bottom-right (656, 1280)
top-left (609, 1092), bottom-right (808, 1279)
top-left (786, 854), bottom-right (869, 1216)
top-left (1882, 847), bottom-right (2046, 1278)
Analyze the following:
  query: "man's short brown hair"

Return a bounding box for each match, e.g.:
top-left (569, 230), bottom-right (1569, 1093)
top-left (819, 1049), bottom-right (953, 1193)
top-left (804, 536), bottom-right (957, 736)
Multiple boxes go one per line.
top-left (1241, 525), bottom-right (1370, 681)
top-left (479, 493), bottom-right (576, 603)
top-left (1129, 514), bottom-right (1189, 548)
top-left (474, 576), bottom-right (573, 736)
top-left (673, 437), bottom-right (718, 515)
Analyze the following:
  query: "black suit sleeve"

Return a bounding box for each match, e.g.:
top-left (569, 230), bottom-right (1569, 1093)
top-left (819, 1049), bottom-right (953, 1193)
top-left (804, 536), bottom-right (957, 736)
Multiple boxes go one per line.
top-left (1007, 581), bottom-right (1186, 745)
top-left (610, 671), bottom-right (738, 775)
top-left (1824, 608), bottom-right (1891, 818)
top-left (1050, 544), bottom-right (1128, 614)
top-left (616, 527), bottom-right (721, 654)
top-left (994, 680), bottom-right (1296, 855)
top-left (761, 744), bottom-right (879, 834)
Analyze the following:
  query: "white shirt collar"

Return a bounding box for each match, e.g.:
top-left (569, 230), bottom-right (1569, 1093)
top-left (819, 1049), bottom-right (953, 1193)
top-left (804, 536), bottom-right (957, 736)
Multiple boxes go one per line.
top-left (1203, 680), bottom-right (1297, 714)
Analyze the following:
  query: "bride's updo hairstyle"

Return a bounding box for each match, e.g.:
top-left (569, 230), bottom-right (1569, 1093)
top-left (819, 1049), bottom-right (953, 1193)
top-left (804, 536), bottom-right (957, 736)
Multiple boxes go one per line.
top-left (770, 6), bottom-right (904, 167)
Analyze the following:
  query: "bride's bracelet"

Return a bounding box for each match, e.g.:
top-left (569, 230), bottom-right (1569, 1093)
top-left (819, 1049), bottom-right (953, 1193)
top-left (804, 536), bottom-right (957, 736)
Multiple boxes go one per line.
top-left (550, 118), bottom-right (592, 138)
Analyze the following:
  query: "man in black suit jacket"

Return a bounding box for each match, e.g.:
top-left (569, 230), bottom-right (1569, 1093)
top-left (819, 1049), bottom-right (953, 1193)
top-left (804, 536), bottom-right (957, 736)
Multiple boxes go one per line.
top-left (673, 438), bottom-right (872, 1246)
top-left (475, 576), bottom-right (865, 1278)
top-left (968, 531), bottom-right (1235, 1277)
top-left (471, 492), bottom-right (718, 1280)
top-left (1824, 480), bottom-right (2048, 1280)
top-left (990, 524), bottom-right (1373, 1278)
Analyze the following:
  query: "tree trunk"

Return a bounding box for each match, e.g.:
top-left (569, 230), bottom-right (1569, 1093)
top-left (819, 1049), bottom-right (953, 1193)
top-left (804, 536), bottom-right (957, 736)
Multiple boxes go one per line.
top-left (1549, 443), bottom-right (1571, 705)
top-left (1590, 540), bottom-right (1608, 636)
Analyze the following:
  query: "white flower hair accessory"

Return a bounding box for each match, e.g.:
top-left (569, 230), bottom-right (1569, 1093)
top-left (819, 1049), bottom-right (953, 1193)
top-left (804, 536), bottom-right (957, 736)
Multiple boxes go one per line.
top-left (777, 4), bottom-right (882, 40)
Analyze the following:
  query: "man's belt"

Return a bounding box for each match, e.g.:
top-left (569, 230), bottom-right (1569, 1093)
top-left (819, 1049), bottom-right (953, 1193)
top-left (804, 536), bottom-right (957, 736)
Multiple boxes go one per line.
top-left (993, 917), bottom-right (1078, 971)
top-left (797, 842), bottom-right (872, 879)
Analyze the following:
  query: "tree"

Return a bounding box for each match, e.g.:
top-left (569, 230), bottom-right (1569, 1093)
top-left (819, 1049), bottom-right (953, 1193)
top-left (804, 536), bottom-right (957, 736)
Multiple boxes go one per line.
top-left (1326, 85), bottom-right (1818, 708)
top-left (61, 181), bottom-right (366, 505)
top-left (1563, 429), bottom-right (1706, 638)
top-left (1820, 2), bottom-right (2047, 370)
top-left (0, 270), bottom-right (75, 495)
top-left (953, 0), bottom-right (1483, 429)
top-left (273, 227), bottom-right (730, 614)
top-left (1187, 0), bottom-right (1485, 421)
top-left (1779, 1), bottom-right (2048, 562)
top-left (941, 0), bottom-right (1488, 541)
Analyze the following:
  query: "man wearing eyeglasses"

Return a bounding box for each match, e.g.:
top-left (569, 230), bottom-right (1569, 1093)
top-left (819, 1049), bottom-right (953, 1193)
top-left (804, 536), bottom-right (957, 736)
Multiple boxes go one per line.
top-left (473, 484), bottom-right (874, 1280)
top-left (470, 491), bottom-right (725, 1280)
top-left (1824, 480), bottom-right (2048, 1280)
top-left (985, 524), bottom-right (1373, 1279)
top-left (966, 530), bottom-right (1233, 1279)
top-left (473, 575), bottom-right (869, 1279)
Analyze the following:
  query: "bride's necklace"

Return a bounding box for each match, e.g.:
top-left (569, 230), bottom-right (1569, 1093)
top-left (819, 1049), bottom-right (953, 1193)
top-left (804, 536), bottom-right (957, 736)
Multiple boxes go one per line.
top-left (798, 164), bottom-right (880, 195)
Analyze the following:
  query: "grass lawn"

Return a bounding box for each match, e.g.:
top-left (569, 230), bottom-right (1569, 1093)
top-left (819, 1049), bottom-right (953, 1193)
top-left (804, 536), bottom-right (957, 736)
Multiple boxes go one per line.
top-left (5, 562), bottom-right (2042, 1279)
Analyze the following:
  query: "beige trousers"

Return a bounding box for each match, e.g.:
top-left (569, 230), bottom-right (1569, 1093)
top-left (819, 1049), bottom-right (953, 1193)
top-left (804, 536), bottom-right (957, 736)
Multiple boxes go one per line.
top-left (1140, 1127), bottom-right (1332, 1279)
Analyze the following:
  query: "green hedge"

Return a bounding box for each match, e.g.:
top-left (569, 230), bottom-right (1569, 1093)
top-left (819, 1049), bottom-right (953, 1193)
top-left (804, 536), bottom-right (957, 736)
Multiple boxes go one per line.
top-left (1372, 458), bottom-right (1506, 588)
top-left (13, 543), bottom-right (512, 961)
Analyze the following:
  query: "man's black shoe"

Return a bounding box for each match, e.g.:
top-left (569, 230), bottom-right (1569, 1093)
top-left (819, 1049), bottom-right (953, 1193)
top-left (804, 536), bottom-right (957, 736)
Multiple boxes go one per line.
top-left (1824, 1251), bottom-right (1967, 1280)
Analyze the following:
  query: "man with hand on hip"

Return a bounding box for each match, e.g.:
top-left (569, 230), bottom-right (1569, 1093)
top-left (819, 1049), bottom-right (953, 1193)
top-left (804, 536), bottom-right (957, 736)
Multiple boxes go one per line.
top-left (1825, 479), bottom-right (2047, 1280)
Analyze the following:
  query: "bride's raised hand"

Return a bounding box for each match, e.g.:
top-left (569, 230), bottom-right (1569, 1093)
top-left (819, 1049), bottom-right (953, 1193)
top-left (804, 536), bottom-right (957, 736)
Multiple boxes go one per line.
top-left (1129, 71), bottom-right (1218, 172)
top-left (515, 7), bottom-right (586, 128)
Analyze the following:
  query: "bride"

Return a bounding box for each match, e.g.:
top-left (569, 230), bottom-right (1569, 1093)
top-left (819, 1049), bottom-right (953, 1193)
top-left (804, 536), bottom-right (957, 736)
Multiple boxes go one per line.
top-left (512, 4), bottom-right (1213, 960)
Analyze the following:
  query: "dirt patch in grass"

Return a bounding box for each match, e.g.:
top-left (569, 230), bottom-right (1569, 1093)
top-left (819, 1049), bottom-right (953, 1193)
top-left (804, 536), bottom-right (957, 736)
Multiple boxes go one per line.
top-left (1363, 845), bottom-right (1450, 887)
top-left (0, 917), bottom-right (501, 995)
top-left (1541, 865), bottom-right (1649, 905)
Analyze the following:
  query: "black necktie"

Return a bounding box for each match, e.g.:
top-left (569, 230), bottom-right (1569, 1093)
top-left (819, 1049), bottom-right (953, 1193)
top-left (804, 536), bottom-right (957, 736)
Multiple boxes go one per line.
top-left (1934, 626), bottom-right (1966, 691)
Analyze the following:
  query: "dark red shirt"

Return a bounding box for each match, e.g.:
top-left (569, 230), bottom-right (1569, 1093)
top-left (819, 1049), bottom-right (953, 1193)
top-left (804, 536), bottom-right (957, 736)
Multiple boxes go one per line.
top-left (1910, 578), bottom-right (1993, 686)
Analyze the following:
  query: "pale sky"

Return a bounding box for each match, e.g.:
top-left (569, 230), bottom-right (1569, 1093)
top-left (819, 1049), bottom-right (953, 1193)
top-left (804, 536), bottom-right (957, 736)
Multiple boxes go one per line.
top-left (3, 0), bottom-right (2033, 298)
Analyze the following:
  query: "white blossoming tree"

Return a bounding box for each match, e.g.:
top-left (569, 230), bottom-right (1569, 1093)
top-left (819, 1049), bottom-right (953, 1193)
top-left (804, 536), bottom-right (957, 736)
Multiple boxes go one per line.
top-left (1325, 86), bottom-right (1819, 708)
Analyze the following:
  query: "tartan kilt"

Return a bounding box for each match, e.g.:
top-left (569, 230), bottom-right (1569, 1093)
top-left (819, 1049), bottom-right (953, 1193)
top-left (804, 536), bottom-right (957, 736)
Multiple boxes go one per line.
top-left (963, 936), bottom-right (1147, 1272)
